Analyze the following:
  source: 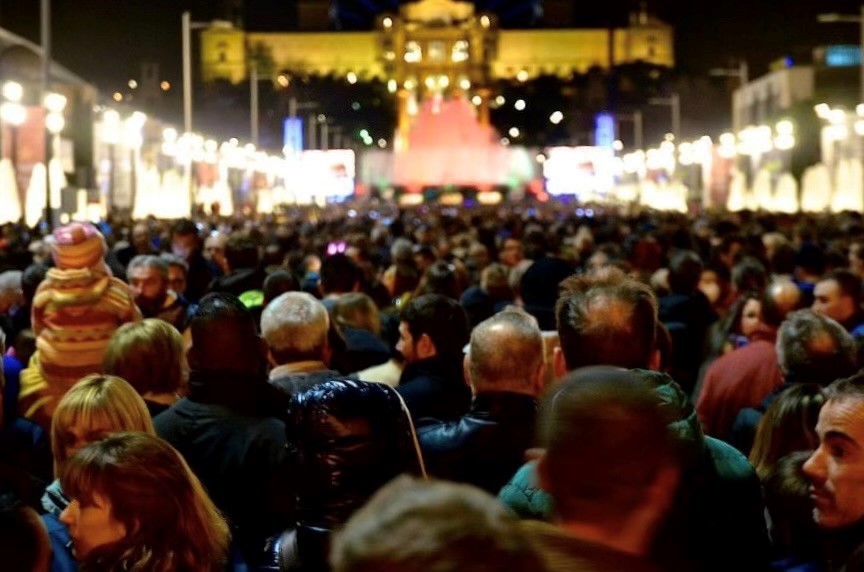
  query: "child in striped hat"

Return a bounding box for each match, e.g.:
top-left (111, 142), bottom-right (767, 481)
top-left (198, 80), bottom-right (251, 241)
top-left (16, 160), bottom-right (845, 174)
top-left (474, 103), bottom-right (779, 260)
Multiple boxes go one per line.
top-left (19, 222), bottom-right (141, 430)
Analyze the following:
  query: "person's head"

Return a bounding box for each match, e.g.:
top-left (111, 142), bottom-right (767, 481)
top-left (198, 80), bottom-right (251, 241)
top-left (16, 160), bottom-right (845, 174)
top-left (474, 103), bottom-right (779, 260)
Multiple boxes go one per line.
top-left (126, 255), bottom-right (169, 308)
top-left (850, 242), bottom-right (864, 278)
top-left (21, 264), bottom-right (48, 306)
top-left (170, 219), bottom-right (201, 261)
top-left (724, 291), bottom-right (763, 341)
top-left (51, 375), bottom-right (155, 475)
top-left (776, 310), bottom-right (858, 385)
top-left (537, 367), bottom-right (680, 554)
top-left (262, 270), bottom-right (298, 306)
top-left (731, 256), bottom-right (768, 295)
top-left (321, 253), bottom-right (361, 295)
top-left (103, 319), bottom-right (186, 399)
top-left (762, 279), bottom-right (803, 329)
top-left (499, 237), bottom-right (523, 267)
top-left (187, 293), bottom-right (266, 375)
top-left (480, 263), bottom-right (513, 301)
top-left (0, 495), bottom-right (51, 572)
top-left (203, 232), bottom-right (227, 263)
top-left (224, 232), bottom-right (259, 272)
top-left (803, 371), bottom-right (864, 529)
top-left (770, 242), bottom-right (797, 277)
top-left (0, 270), bottom-right (22, 314)
top-left (331, 475), bottom-right (542, 572)
top-left (466, 310), bottom-right (544, 396)
top-left (763, 452), bottom-right (823, 562)
top-left (333, 292), bottom-right (381, 336)
top-left (160, 253), bottom-right (188, 297)
top-left (667, 250), bottom-right (703, 295)
top-left (555, 268), bottom-right (658, 375)
top-left (415, 261), bottom-right (461, 300)
top-left (130, 223), bottom-right (151, 253)
top-left (59, 432), bottom-right (229, 569)
top-left (50, 223), bottom-right (106, 270)
top-left (260, 291), bottom-right (330, 366)
top-left (11, 329), bottom-right (36, 370)
top-left (397, 294), bottom-right (469, 364)
top-left (813, 269), bottom-right (863, 325)
top-left (749, 383), bottom-right (826, 480)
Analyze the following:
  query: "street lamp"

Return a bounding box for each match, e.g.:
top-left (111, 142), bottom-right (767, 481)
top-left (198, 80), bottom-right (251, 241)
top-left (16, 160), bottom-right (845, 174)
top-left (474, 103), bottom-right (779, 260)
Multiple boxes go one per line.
top-left (818, 6), bottom-right (864, 102)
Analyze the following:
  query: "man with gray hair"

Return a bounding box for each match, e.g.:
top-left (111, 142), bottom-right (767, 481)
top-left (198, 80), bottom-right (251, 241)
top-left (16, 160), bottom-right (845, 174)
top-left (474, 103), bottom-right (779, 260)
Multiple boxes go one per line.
top-left (261, 291), bottom-right (344, 397)
top-left (416, 309), bottom-right (544, 494)
top-left (730, 309), bottom-right (859, 454)
top-left (127, 254), bottom-right (191, 331)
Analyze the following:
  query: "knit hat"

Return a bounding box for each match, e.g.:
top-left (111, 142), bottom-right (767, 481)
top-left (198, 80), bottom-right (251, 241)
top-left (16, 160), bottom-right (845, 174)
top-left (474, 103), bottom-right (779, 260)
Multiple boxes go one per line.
top-left (50, 222), bottom-right (106, 270)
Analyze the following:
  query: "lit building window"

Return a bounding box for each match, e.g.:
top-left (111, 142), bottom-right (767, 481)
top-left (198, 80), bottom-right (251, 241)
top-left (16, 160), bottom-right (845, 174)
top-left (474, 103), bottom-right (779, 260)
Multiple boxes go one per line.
top-left (405, 41), bottom-right (422, 63)
top-left (429, 41), bottom-right (446, 62)
top-left (452, 40), bottom-right (469, 63)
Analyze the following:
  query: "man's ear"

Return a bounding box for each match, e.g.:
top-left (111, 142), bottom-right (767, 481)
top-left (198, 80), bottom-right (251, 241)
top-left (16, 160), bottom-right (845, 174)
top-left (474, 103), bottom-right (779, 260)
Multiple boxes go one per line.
top-left (417, 333), bottom-right (436, 360)
top-left (532, 361), bottom-right (546, 396)
top-left (553, 346), bottom-right (568, 379)
top-left (266, 347), bottom-right (278, 368)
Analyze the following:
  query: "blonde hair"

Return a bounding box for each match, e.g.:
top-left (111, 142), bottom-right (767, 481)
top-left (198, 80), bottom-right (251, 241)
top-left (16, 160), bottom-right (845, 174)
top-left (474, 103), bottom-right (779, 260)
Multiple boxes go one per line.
top-left (103, 319), bottom-right (186, 395)
top-left (51, 375), bottom-right (154, 475)
top-left (333, 292), bottom-right (381, 336)
top-left (62, 432), bottom-right (230, 571)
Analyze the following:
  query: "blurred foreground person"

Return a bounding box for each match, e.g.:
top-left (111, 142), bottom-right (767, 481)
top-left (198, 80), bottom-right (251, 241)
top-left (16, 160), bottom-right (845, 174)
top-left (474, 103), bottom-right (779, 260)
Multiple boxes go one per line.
top-left (331, 476), bottom-right (542, 572)
top-left (0, 495), bottom-right (51, 572)
top-left (59, 432), bottom-right (230, 571)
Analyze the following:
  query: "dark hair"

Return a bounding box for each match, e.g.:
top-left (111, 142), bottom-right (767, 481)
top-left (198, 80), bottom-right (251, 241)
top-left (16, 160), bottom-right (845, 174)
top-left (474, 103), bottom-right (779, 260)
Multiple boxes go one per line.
top-left (770, 243), bottom-right (796, 276)
top-left (732, 257), bottom-right (767, 293)
top-left (415, 261), bottom-right (461, 300)
top-left (538, 367), bottom-right (677, 523)
top-left (820, 269), bottom-right (863, 306)
top-left (555, 269), bottom-right (658, 370)
top-left (225, 233), bottom-right (260, 271)
top-left (776, 310), bottom-right (858, 385)
top-left (400, 294), bottom-right (468, 358)
top-left (188, 293), bottom-right (261, 372)
top-left (331, 476), bottom-right (542, 572)
top-left (170, 218), bottom-right (199, 239)
top-left (21, 264), bottom-right (48, 304)
top-left (667, 250), bottom-right (703, 294)
top-left (825, 369), bottom-right (864, 402)
top-left (763, 452), bottom-right (822, 562)
top-left (321, 254), bottom-right (361, 294)
top-left (263, 270), bottom-right (297, 306)
top-left (0, 495), bottom-right (48, 572)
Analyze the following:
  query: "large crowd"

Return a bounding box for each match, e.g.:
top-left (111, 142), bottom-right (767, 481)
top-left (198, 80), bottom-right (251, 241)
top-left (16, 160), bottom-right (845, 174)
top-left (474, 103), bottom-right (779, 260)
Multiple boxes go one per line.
top-left (2, 201), bottom-right (864, 571)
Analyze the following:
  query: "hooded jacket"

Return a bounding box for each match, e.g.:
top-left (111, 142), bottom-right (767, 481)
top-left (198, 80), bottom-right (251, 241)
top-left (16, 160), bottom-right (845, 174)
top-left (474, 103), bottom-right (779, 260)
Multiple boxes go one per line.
top-left (499, 369), bottom-right (770, 572)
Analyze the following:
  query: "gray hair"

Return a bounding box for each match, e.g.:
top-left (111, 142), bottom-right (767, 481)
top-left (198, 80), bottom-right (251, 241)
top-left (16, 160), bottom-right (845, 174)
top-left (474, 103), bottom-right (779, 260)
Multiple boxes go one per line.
top-left (159, 253), bottom-right (188, 273)
top-left (260, 291), bottom-right (329, 363)
top-left (127, 255), bottom-right (168, 279)
top-left (0, 270), bottom-right (22, 294)
top-left (469, 310), bottom-right (543, 391)
top-left (777, 309), bottom-right (857, 384)
top-left (390, 238), bottom-right (414, 265)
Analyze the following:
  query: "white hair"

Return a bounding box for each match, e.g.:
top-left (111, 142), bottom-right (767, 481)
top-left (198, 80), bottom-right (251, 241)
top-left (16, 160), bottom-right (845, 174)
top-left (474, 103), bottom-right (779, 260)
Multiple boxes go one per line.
top-left (260, 291), bottom-right (330, 361)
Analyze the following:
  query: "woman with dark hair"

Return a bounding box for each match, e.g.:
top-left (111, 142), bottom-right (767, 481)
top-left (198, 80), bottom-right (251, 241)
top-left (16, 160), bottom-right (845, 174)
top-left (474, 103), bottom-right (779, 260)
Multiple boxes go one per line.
top-left (709, 291), bottom-right (764, 358)
top-left (414, 261), bottom-right (462, 301)
top-left (59, 431), bottom-right (230, 571)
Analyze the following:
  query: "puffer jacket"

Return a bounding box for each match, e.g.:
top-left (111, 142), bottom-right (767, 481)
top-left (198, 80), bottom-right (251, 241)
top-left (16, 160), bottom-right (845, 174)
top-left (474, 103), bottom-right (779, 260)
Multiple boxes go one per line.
top-left (499, 368), bottom-right (771, 572)
top-left (263, 379), bottom-right (425, 572)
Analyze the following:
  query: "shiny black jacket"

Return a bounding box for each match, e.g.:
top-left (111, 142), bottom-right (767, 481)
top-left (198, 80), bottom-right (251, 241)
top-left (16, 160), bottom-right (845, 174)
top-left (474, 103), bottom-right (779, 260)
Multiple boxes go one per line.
top-left (416, 392), bottom-right (537, 494)
top-left (268, 379), bottom-right (425, 572)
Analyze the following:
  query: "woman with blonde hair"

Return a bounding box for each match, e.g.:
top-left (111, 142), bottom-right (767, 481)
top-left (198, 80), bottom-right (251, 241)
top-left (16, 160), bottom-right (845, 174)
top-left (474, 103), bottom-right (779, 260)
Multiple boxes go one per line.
top-left (60, 431), bottom-right (230, 571)
top-left (41, 375), bottom-right (154, 571)
top-left (103, 319), bottom-right (187, 417)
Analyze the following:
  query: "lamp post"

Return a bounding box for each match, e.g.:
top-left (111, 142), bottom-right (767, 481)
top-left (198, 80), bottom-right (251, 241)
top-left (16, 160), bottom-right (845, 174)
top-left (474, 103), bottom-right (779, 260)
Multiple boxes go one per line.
top-left (123, 112), bottom-right (146, 214)
top-left (818, 6), bottom-right (864, 103)
top-left (102, 109), bottom-right (121, 212)
top-left (649, 94), bottom-right (681, 141)
top-left (44, 91), bottom-right (66, 220)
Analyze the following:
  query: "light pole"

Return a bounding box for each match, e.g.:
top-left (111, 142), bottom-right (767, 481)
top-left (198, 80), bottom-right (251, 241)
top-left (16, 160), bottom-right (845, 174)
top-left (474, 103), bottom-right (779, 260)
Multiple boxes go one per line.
top-left (818, 6), bottom-right (864, 103)
top-left (41, 0), bottom-right (53, 229)
top-left (617, 110), bottom-right (643, 150)
top-left (123, 112), bottom-right (146, 214)
top-left (101, 110), bottom-right (121, 212)
top-left (649, 94), bottom-right (681, 140)
top-left (44, 91), bottom-right (66, 219)
top-left (182, 13), bottom-right (231, 134)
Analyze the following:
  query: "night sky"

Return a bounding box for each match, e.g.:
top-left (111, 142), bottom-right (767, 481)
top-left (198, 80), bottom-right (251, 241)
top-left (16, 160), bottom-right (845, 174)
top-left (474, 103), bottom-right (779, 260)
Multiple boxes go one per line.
top-left (1, 0), bottom-right (863, 95)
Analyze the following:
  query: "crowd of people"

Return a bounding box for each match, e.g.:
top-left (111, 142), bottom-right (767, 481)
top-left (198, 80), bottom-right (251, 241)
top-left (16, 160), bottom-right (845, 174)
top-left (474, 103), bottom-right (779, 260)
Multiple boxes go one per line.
top-left (1, 201), bottom-right (864, 571)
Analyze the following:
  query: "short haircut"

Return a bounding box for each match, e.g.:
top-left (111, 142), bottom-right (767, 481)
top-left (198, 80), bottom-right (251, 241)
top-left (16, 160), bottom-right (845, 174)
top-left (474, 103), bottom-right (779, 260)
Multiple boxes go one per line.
top-left (667, 250), bottom-right (703, 294)
top-left (321, 254), bottom-right (361, 294)
top-left (333, 292), bottom-right (381, 336)
top-left (127, 254), bottom-right (168, 279)
top-left (400, 294), bottom-right (469, 358)
top-left (170, 218), bottom-right (198, 239)
top-left (51, 375), bottom-right (155, 472)
top-left (159, 253), bottom-right (188, 274)
top-left (188, 293), bottom-right (260, 372)
top-left (0, 495), bottom-right (49, 572)
top-left (825, 369), bottom-right (864, 403)
top-left (555, 268), bottom-right (658, 370)
top-left (21, 264), bottom-right (48, 304)
top-left (820, 269), bottom-right (863, 305)
top-left (538, 367), bottom-right (677, 524)
top-left (776, 310), bottom-right (858, 385)
top-left (260, 291), bottom-right (329, 363)
top-left (331, 475), bottom-right (542, 572)
top-left (262, 270), bottom-right (298, 306)
top-left (103, 319), bottom-right (186, 395)
top-left (469, 310), bottom-right (542, 392)
top-left (732, 256), bottom-right (768, 293)
top-left (225, 232), bottom-right (260, 270)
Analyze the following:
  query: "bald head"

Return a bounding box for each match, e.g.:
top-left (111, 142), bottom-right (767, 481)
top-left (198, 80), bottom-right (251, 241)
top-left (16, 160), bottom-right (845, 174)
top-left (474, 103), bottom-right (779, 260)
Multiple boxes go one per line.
top-left (468, 310), bottom-right (544, 394)
top-left (260, 291), bottom-right (330, 365)
top-left (763, 279), bottom-right (803, 328)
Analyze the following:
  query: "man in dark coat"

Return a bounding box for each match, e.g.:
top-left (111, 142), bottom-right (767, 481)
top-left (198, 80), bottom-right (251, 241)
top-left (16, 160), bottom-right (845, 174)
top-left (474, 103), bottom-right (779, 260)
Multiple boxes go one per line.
top-left (169, 219), bottom-right (217, 303)
top-left (395, 294), bottom-right (471, 422)
top-left (417, 310), bottom-right (542, 494)
top-left (154, 293), bottom-right (294, 564)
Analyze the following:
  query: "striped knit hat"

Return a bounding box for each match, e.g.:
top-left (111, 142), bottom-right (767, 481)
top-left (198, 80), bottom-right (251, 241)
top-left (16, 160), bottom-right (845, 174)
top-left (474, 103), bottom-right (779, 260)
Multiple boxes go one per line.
top-left (51, 222), bottom-right (106, 269)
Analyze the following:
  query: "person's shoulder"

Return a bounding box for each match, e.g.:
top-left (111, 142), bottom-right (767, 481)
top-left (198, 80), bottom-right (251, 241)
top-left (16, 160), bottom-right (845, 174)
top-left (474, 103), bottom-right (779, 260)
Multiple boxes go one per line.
top-left (704, 435), bottom-right (759, 482)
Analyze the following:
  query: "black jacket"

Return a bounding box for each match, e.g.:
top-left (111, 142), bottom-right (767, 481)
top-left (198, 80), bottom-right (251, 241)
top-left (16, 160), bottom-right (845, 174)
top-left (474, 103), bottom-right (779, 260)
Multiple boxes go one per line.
top-left (416, 391), bottom-right (537, 494)
top-left (153, 369), bottom-right (294, 564)
top-left (269, 380), bottom-right (424, 572)
top-left (395, 355), bottom-right (472, 422)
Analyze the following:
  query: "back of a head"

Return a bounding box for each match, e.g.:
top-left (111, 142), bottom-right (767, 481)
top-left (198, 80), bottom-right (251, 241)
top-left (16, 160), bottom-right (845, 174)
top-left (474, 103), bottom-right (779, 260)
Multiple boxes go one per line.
top-left (225, 233), bottom-right (260, 271)
top-left (0, 495), bottom-right (50, 572)
top-left (333, 292), bottom-right (381, 336)
top-left (103, 319), bottom-right (186, 396)
top-left (260, 291), bottom-right (329, 364)
top-left (321, 254), bottom-right (361, 295)
top-left (538, 366), bottom-right (677, 525)
top-left (331, 475), bottom-right (541, 572)
top-left (555, 268), bottom-right (658, 370)
top-left (21, 264), bottom-right (48, 304)
top-left (777, 310), bottom-right (858, 385)
top-left (667, 250), bottom-right (703, 294)
top-left (400, 294), bottom-right (469, 359)
top-left (188, 293), bottom-right (261, 373)
top-left (416, 261), bottom-right (461, 300)
top-left (469, 310), bottom-right (542, 393)
top-left (770, 243), bottom-right (796, 276)
top-left (763, 451), bottom-right (822, 560)
top-left (763, 279), bottom-right (803, 328)
top-left (263, 270), bottom-right (298, 306)
top-left (732, 256), bottom-right (768, 293)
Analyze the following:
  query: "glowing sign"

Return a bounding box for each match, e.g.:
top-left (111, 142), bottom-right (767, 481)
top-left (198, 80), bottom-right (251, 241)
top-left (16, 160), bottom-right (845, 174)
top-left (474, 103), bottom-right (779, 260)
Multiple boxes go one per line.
top-left (283, 117), bottom-right (303, 155)
top-left (825, 45), bottom-right (861, 68)
top-left (594, 112), bottom-right (615, 149)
